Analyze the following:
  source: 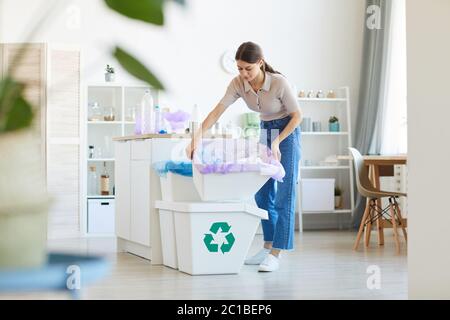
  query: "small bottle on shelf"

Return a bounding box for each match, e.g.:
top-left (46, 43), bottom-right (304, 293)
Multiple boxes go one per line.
top-left (100, 161), bottom-right (110, 195)
top-left (88, 145), bottom-right (94, 159)
top-left (88, 166), bottom-right (98, 195)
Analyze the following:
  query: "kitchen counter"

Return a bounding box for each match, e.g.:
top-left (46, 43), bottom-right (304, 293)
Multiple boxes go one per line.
top-left (113, 133), bottom-right (231, 141)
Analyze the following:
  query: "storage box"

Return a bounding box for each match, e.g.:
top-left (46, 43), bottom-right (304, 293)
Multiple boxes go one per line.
top-left (160, 172), bottom-right (201, 202)
top-left (155, 201), bottom-right (268, 275)
top-left (192, 165), bottom-right (270, 202)
top-left (301, 178), bottom-right (335, 212)
top-left (88, 198), bottom-right (115, 234)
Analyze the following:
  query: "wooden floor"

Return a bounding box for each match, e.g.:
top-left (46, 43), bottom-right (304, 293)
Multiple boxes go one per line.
top-left (0, 230), bottom-right (407, 300)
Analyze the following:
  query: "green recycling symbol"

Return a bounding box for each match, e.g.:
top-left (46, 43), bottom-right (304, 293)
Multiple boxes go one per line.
top-left (203, 222), bottom-right (235, 254)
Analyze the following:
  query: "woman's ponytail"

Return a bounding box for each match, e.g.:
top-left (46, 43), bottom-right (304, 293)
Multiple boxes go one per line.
top-left (262, 61), bottom-right (282, 75)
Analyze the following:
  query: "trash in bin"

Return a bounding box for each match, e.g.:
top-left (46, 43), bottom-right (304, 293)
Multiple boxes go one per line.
top-left (153, 161), bottom-right (193, 177)
top-left (191, 139), bottom-right (285, 201)
top-left (193, 138), bottom-right (285, 181)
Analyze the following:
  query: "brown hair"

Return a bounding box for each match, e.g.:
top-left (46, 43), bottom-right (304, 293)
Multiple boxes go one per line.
top-left (235, 41), bottom-right (282, 75)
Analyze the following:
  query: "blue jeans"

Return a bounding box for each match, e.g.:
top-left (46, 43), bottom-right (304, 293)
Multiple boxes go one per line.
top-left (254, 116), bottom-right (301, 250)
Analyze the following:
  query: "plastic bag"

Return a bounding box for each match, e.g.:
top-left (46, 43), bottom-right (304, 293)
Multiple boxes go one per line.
top-left (193, 139), bottom-right (285, 182)
top-left (163, 110), bottom-right (190, 133)
top-left (153, 161), bottom-right (193, 177)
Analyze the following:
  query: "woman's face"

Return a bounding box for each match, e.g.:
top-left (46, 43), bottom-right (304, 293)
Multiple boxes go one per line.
top-left (237, 59), bottom-right (263, 82)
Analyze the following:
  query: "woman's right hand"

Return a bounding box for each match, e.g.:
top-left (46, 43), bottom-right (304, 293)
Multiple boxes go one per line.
top-left (186, 141), bottom-right (196, 160)
top-left (185, 102), bottom-right (226, 160)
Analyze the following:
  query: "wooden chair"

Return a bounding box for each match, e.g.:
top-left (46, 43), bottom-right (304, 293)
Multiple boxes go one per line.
top-left (348, 148), bottom-right (407, 253)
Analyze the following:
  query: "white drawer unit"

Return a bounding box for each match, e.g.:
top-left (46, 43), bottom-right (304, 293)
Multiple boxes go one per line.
top-left (88, 198), bottom-right (115, 234)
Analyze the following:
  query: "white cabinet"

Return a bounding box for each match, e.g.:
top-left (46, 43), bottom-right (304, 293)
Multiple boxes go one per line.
top-left (131, 140), bottom-right (152, 160)
top-left (130, 160), bottom-right (151, 245)
top-left (114, 138), bottom-right (156, 262)
top-left (115, 141), bottom-right (131, 239)
top-left (115, 140), bottom-right (151, 246)
top-left (88, 198), bottom-right (115, 233)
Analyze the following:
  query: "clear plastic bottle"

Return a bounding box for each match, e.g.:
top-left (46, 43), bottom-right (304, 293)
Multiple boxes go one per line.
top-left (154, 105), bottom-right (162, 134)
top-left (189, 104), bottom-right (200, 134)
top-left (136, 89), bottom-right (154, 134)
top-left (88, 166), bottom-right (98, 195)
top-left (161, 107), bottom-right (170, 133)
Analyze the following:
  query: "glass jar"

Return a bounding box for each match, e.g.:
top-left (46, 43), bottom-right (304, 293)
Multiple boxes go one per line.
top-left (88, 102), bottom-right (103, 121)
top-left (126, 105), bottom-right (137, 122)
top-left (103, 107), bottom-right (115, 121)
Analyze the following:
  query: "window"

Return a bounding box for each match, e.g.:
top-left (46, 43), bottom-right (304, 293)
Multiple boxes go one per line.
top-left (380, 0), bottom-right (407, 154)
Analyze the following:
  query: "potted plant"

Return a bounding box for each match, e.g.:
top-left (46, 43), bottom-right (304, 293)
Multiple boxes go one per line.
top-left (329, 116), bottom-right (340, 132)
top-left (0, 0), bottom-right (186, 270)
top-left (334, 187), bottom-right (343, 209)
top-left (0, 76), bottom-right (50, 269)
top-left (105, 64), bottom-right (115, 82)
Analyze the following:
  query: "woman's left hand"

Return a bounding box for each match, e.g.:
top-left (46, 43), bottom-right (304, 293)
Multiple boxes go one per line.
top-left (271, 140), bottom-right (281, 162)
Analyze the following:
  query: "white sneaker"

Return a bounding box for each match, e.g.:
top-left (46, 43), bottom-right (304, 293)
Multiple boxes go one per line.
top-left (244, 248), bottom-right (270, 265)
top-left (258, 254), bottom-right (280, 272)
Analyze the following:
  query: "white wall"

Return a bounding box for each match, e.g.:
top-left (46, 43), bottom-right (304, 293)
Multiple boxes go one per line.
top-left (0, 0), bottom-right (364, 127)
top-left (1, 0), bottom-right (365, 235)
top-left (407, 0), bottom-right (450, 299)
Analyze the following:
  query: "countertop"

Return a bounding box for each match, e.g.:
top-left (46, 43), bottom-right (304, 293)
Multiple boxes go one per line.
top-left (112, 133), bottom-right (232, 141)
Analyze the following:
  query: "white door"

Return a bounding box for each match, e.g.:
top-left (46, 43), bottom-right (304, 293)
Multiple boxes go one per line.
top-left (131, 160), bottom-right (151, 246)
top-left (115, 141), bottom-right (131, 239)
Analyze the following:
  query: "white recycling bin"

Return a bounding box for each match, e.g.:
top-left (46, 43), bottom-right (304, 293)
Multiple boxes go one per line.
top-left (158, 207), bottom-right (179, 269)
top-left (160, 172), bottom-right (201, 202)
top-left (155, 201), bottom-right (268, 275)
top-left (192, 165), bottom-right (270, 202)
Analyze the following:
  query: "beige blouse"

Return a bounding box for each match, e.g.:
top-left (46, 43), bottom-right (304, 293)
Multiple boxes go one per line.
top-left (219, 72), bottom-right (300, 121)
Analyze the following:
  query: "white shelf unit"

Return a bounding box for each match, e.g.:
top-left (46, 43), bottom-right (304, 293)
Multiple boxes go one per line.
top-left (297, 86), bottom-right (355, 231)
top-left (81, 83), bottom-right (158, 236)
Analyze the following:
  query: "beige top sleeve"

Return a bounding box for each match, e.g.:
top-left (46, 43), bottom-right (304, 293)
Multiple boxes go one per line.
top-left (219, 78), bottom-right (241, 107)
top-left (278, 76), bottom-right (299, 114)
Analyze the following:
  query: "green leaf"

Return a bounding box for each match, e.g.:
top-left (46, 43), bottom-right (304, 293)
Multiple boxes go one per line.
top-left (113, 46), bottom-right (165, 90)
top-left (0, 77), bottom-right (34, 133)
top-left (4, 95), bottom-right (34, 132)
top-left (104, 0), bottom-right (165, 25)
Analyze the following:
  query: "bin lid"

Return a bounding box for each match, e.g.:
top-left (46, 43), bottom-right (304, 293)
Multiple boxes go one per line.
top-left (155, 200), bottom-right (268, 219)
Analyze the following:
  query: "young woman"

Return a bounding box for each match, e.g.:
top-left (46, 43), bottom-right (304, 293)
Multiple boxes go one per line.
top-left (186, 41), bottom-right (302, 272)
